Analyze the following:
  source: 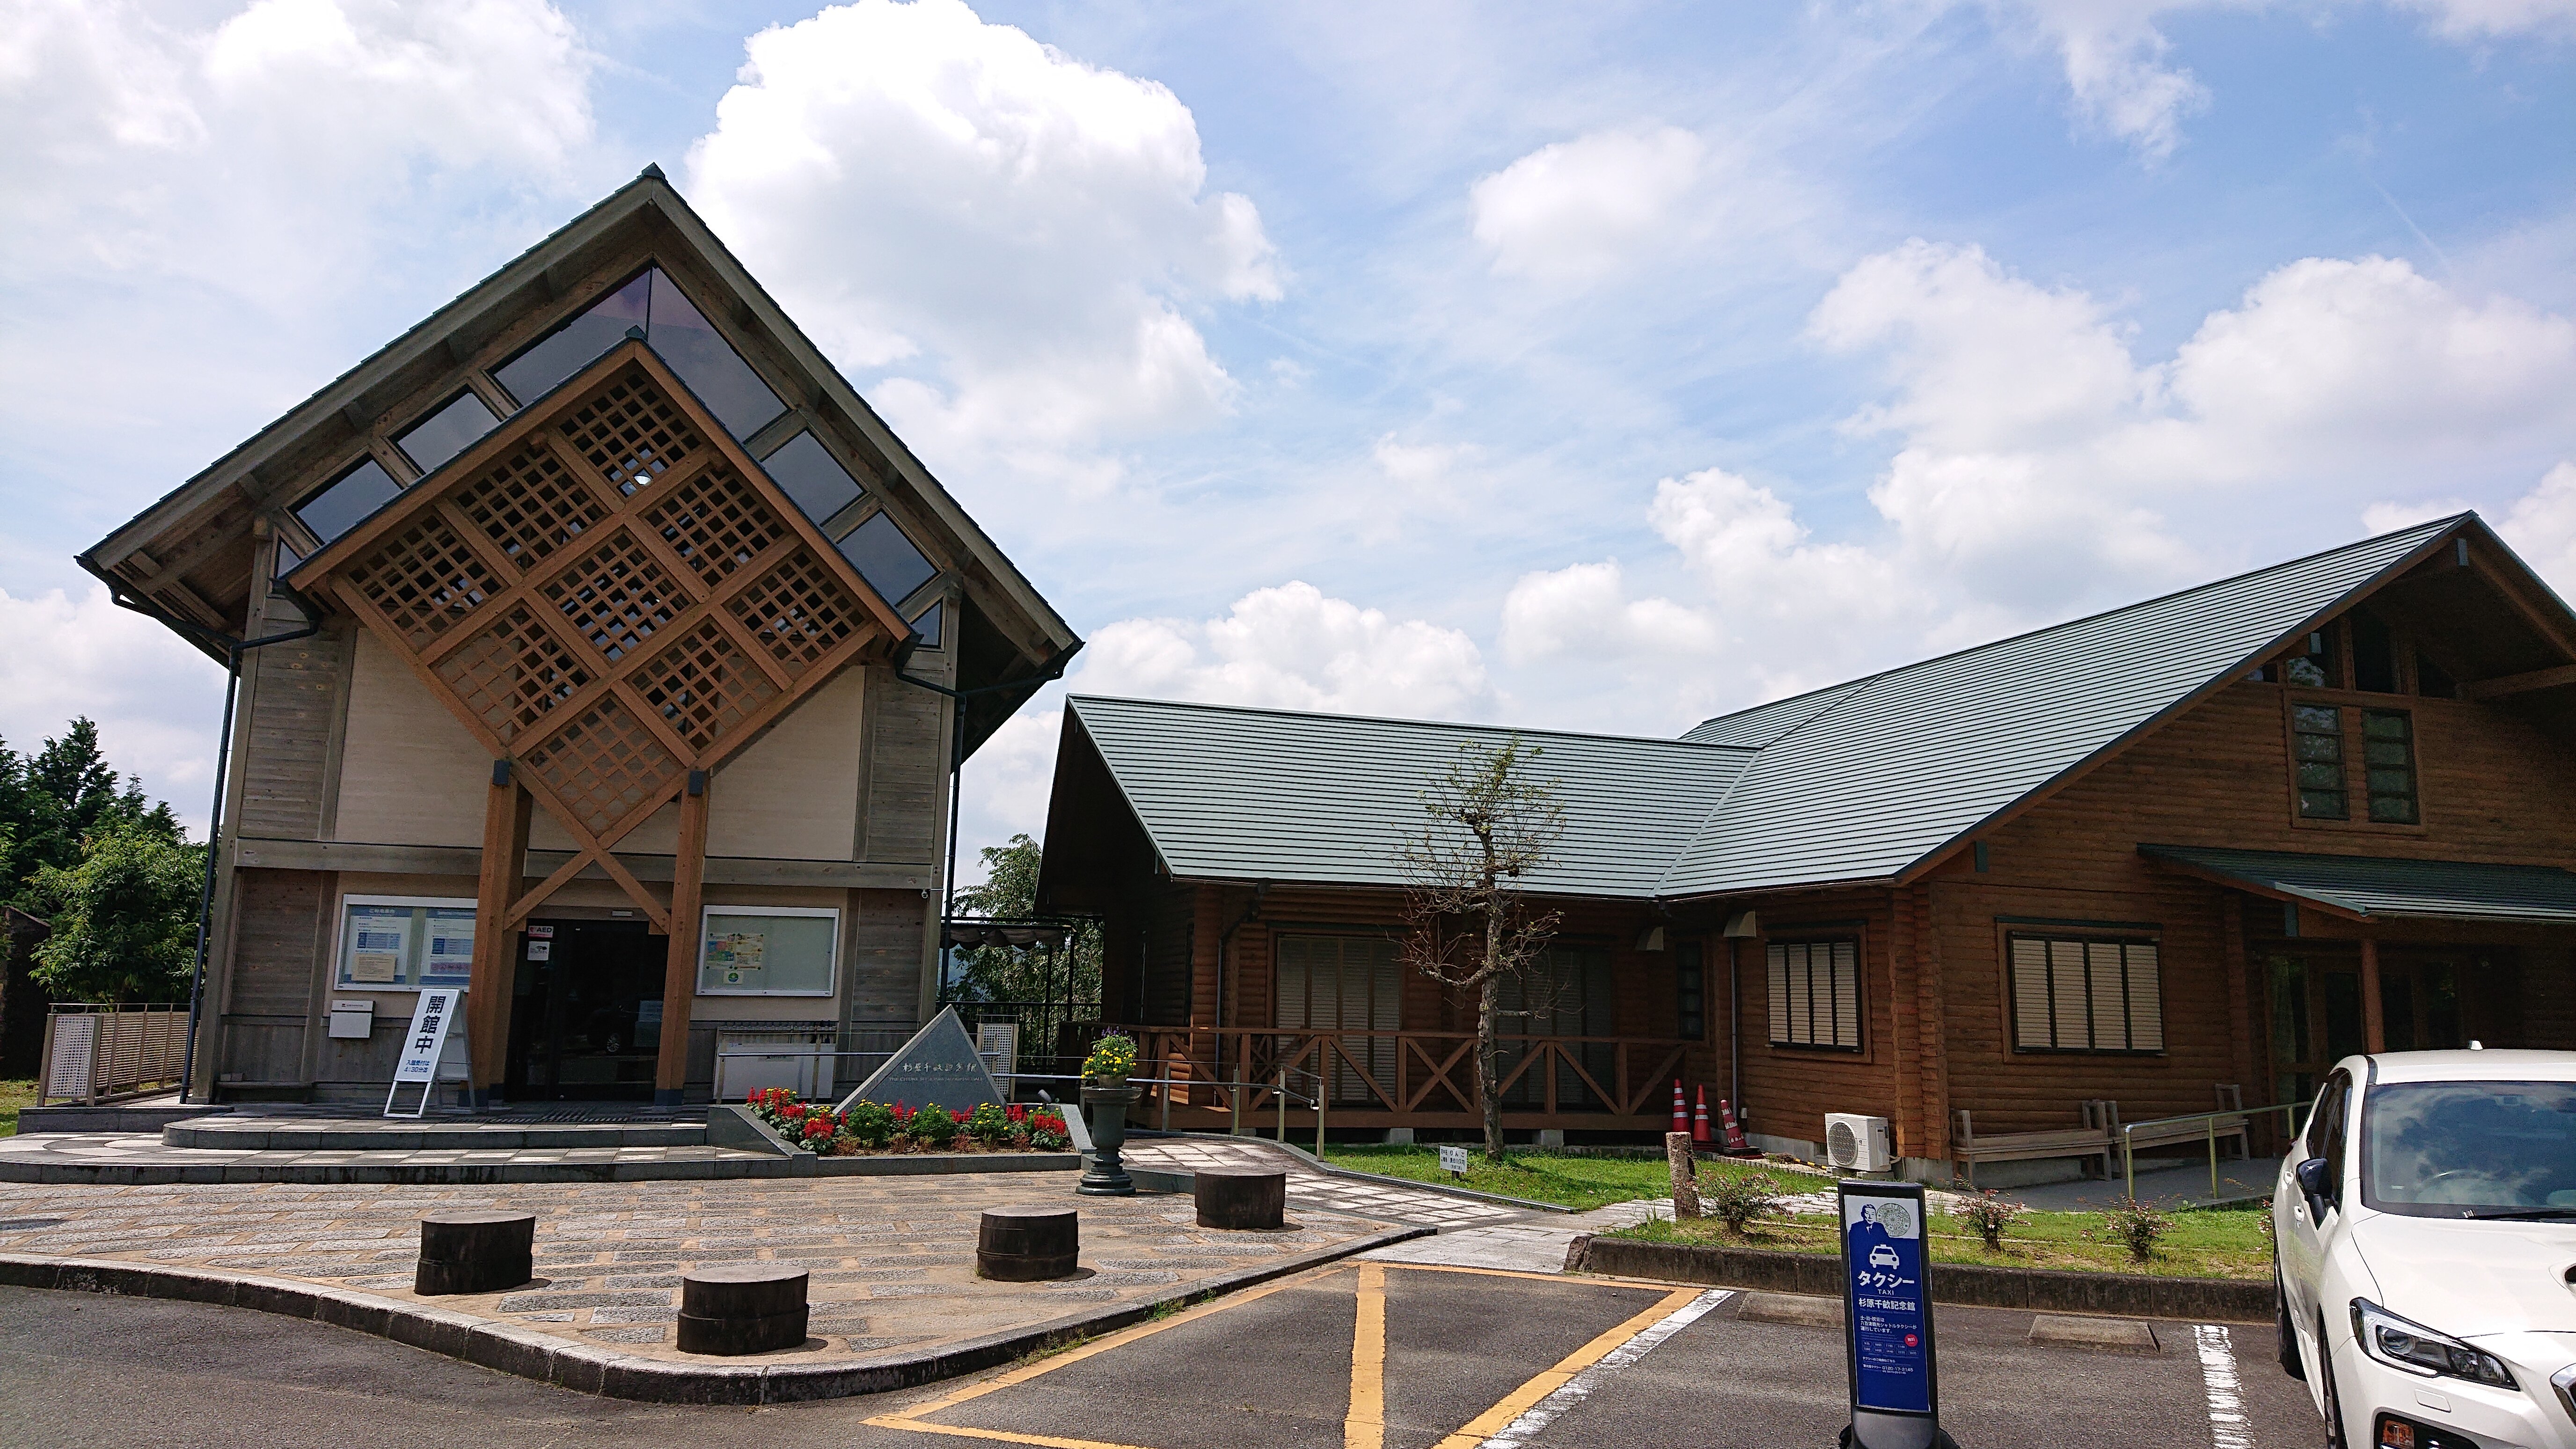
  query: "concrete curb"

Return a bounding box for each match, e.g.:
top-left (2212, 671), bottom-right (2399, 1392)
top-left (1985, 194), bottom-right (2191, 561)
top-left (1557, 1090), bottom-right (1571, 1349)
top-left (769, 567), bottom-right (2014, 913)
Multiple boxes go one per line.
top-left (0, 1152), bottom-right (1082, 1187)
top-left (18, 1105), bottom-right (231, 1135)
top-left (1563, 1236), bottom-right (2272, 1324)
top-left (0, 1224), bottom-right (1434, 1404)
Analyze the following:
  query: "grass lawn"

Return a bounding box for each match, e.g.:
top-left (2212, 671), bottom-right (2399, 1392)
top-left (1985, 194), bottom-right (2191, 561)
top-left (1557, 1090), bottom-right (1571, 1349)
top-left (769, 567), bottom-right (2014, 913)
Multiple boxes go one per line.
top-left (0, 1079), bottom-right (33, 1139)
top-left (1610, 1199), bottom-right (2275, 1280)
top-left (1317, 1144), bottom-right (1800, 1211)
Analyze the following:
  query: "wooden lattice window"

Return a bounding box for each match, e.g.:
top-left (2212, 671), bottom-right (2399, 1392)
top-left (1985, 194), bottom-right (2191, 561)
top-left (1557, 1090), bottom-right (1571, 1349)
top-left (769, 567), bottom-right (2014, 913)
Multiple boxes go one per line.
top-left (560, 373), bottom-right (703, 496)
top-left (630, 618), bottom-right (778, 754)
top-left (434, 603), bottom-right (593, 741)
top-left (298, 342), bottom-right (906, 866)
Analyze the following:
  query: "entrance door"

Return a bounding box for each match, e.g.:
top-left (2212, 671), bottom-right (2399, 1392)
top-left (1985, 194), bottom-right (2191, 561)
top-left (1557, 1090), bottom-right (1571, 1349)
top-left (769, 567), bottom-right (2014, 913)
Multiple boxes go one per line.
top-left (2266, 948), bottom-right (2470, 1105)
top-left (506, 919), bottom-right (667, 1101)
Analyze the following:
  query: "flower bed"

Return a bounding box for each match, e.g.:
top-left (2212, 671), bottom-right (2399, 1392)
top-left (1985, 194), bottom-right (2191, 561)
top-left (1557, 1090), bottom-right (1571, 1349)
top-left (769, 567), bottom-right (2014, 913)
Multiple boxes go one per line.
top-left (744, 1089), bottom-right (1074, 1156)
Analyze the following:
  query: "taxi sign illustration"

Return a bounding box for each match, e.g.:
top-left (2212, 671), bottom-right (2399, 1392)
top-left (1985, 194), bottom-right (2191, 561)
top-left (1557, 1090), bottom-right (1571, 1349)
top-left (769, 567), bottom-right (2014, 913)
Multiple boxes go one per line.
top-left (1867, 1243), bottom-right (1900, 1270)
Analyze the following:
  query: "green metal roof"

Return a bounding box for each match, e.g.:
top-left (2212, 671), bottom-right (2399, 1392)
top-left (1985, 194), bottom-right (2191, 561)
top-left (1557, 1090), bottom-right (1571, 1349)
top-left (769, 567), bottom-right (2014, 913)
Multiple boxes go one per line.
top-left (2139, 845), bottom-right (2576, 922)
top-left (1654, 517), bottom-right (2463, 896)
top-left (1064, 696), bottom-right (1754, 898)
top-left (1060, 516), bottom-right (2523, 901)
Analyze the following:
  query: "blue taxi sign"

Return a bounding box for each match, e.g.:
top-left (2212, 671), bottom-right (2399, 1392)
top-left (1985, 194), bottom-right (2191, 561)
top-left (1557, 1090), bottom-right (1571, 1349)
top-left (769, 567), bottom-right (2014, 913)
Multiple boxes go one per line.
top-left (1839, 1179), bottom-right (1952, 1449)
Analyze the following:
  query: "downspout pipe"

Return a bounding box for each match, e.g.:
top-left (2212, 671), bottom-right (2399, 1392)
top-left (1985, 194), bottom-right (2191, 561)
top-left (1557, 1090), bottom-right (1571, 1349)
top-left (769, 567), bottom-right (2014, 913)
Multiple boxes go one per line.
top-left (78, 553), bottom-right (322, 1105)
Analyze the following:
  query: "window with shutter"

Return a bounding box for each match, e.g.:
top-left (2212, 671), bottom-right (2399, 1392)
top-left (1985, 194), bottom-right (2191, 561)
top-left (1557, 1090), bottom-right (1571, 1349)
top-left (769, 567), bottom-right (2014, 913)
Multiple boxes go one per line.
top-left (1273, 934), bottom-right (1400, 1105)
top-left (1766, 938), bottom-right (1862, 1050)
top-left (2008, 931), bottom-right (2163, 1054)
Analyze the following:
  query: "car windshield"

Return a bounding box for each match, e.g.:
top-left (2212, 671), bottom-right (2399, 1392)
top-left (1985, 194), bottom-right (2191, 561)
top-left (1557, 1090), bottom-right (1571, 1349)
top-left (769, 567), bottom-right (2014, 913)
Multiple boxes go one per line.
top-left (2363, 1079), bottom-right (2576, 1216)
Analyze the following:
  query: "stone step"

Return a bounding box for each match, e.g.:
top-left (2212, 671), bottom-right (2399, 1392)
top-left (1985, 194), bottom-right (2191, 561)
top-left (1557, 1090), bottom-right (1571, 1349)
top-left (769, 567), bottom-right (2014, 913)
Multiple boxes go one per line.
top-left (164, 1118), bottom-right (710, 1151)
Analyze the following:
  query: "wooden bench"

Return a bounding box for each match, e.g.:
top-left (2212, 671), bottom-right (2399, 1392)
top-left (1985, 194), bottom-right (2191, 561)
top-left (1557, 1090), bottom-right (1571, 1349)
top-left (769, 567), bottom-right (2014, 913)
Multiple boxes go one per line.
top-left (2094, 1086), bottom-right (2253, 1176)
top-left (1950, 1110), bottom-right (2115, 1188)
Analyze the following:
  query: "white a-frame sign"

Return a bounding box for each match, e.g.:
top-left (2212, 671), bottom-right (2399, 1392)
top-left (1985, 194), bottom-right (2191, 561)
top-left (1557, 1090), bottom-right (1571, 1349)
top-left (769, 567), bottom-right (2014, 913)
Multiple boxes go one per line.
top-left (384, 988), bottom-right (468, 1118)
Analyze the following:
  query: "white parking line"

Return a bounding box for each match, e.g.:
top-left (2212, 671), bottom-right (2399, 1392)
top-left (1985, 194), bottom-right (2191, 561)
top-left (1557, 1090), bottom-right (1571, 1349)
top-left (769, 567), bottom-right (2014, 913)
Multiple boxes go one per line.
top-left (2195, 1324), bottom-right (2257, 1449)
top-left (1476, 1289), bottom-right (1734, 1449)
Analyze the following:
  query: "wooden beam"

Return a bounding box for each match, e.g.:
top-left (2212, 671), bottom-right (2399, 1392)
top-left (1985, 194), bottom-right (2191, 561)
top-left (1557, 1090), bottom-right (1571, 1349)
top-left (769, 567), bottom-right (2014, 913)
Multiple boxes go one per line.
top-left (2460, 662), bottom-right (2576, 701)
top-left (655, 775), bottom-right (710, 1105)
top-left (2361, 937), bottom-right (2386, 1054)
top-left (468, 767), bottom-right (532, 1105)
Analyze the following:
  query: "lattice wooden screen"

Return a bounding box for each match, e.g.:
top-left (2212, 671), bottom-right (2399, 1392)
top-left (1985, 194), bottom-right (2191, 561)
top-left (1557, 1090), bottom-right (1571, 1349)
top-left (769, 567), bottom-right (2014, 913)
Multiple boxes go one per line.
top-left (296, 340), bottom-right (909, 926)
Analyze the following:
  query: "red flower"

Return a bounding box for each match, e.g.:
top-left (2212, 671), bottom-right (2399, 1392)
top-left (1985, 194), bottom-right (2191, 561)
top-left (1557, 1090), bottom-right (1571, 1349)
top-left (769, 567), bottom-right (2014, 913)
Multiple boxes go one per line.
top-left (1006, 1104), bottom-right (1027, 1123)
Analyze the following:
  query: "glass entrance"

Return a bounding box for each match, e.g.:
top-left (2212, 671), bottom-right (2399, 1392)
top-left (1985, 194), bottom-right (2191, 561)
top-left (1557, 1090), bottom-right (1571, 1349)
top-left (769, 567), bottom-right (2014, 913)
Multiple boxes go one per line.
top-left (2267, 948), bottom-right (2468, 1105)
top-left (506, 919), bottom-right (666, 1101)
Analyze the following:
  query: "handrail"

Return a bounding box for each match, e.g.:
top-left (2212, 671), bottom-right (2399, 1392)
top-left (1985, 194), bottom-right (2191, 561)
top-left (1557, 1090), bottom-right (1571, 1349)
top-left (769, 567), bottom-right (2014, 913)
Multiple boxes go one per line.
top-left (2121, 1100), bottom-right (2312, 1203)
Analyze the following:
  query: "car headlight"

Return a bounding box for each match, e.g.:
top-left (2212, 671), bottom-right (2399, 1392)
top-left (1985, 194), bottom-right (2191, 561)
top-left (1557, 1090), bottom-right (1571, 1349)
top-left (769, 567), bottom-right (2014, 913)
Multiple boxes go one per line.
top-left (2350, 1299), bottom-right (2518, 1390)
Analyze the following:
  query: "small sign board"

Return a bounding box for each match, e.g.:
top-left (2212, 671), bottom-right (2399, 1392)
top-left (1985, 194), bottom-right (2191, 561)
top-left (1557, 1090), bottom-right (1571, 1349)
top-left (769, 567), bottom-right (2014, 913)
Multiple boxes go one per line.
top-left (1839, 1179), bottom-right (1946, 1448)
top-left (1438, 1144), bottom-right (1471, 1177)
top-left (384, 988), bottom-right (464, 1118)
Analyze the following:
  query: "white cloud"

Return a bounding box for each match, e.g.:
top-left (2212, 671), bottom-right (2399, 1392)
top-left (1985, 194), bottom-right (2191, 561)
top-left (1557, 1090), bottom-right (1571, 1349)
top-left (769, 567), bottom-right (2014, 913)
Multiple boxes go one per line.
top-left (1981, 0), bottom-right (2576, 160)
top-left (684, 0), bottom-right (1278, 465)
top-left (1069, 582), bottom-right (1491, 719)
top-left (1499, 560), bottom-right (1721, 667)
top-left (0, 585), bottom-right (230, 835)
top-left (955, 706), bottom-right (1064, 889)
top-left (1471, 126), bottom-right (1707, 283)
top-left (2499, 461), bottom-right (2576, 593)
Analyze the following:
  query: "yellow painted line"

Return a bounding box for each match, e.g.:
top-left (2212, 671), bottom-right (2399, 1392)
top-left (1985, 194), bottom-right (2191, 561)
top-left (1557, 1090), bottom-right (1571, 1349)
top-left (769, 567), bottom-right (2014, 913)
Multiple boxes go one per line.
top-left (1428, 1286), bottom-right (1704, 1449)
top-left (1378, 1262), bottom-right (1646, 1287)
top-left (873, 1262), bottom-right (1351, 1436)
top-left (863, 1419), bottom-right (1158, 1449)
top-left (1346, 1262), bottom-right (1387, 1449)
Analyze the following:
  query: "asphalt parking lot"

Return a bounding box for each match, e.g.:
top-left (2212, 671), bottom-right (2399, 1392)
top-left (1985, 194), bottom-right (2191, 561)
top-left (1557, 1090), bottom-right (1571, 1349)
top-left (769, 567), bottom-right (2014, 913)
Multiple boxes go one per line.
top-left (0, 1268), bottom-right (2334, 1449)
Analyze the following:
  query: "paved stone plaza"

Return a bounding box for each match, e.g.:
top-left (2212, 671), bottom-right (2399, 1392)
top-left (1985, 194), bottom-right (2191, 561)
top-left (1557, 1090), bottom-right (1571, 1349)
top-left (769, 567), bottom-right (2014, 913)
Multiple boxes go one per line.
top-left (0, 1171), bottom-right (1401, 1364)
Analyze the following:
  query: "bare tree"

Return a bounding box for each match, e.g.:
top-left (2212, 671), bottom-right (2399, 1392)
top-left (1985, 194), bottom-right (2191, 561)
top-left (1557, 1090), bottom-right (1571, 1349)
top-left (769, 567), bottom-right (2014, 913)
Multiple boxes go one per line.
top-left (1396, 737), bottom-right (1567, 1161)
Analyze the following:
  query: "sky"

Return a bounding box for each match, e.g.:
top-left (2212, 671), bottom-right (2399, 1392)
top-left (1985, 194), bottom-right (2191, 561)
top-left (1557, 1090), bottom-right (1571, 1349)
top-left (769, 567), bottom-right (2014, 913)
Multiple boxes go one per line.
top-left (3, 0), bottom-right (2573, 887)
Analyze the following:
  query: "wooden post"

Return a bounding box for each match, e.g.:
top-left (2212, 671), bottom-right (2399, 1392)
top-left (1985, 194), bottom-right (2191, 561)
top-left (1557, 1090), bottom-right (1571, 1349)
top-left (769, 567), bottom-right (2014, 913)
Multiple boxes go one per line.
top-left (656, 772), bottom-right (710, 1106)
top-left (468, 764), bottom-right (531, 1107)
top-left (2361, 937), bottom-right (2386, 1054)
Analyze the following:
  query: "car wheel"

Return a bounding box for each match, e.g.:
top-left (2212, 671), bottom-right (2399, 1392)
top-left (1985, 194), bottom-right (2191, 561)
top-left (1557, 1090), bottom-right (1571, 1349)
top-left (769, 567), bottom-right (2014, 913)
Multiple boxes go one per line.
top-left (2317, 1313), bottom-right (2349, 1449)
top-left (2276, 1268), bottom-right (2305, 1380)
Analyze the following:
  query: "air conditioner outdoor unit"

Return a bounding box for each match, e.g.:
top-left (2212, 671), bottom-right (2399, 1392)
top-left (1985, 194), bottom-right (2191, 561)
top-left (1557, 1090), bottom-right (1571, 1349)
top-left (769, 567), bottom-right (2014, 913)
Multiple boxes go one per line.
top-left (1825, 1113), bottom-right (1895, 1173)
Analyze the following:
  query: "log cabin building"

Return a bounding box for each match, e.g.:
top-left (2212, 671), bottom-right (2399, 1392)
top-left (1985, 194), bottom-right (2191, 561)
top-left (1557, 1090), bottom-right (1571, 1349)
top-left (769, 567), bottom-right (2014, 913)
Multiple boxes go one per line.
top-left (1038, 516), bottom-right (2576, 1181)
top-left (79, 169), bottom-right (1080, 1107)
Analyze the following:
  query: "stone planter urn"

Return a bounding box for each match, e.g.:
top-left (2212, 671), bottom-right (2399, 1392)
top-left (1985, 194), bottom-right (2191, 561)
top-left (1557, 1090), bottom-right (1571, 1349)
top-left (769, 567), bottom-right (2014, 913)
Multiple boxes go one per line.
top-left (1077, 1081), bottom-right (1140, 1196)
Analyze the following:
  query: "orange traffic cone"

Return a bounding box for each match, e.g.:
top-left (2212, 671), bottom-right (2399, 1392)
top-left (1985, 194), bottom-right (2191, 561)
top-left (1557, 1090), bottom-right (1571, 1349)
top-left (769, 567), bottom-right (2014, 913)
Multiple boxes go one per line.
top-left (1692, 1087), bottom-right (1713, 1145)
top-left (1720, 1098), bottom-right (1756, 1155)
top-left (1670, 1079), bottom-right (1687, 1134)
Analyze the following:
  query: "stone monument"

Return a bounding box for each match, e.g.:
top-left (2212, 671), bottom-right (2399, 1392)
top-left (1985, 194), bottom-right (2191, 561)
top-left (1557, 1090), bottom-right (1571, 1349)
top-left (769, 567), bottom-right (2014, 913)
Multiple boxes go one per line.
top-left (834, 1006), bottom-right (1005, 1114)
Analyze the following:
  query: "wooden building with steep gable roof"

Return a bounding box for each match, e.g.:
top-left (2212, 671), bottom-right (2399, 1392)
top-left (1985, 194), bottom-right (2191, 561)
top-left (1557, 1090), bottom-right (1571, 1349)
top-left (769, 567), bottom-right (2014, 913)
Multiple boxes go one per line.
top-left (1039, 516), bottom-right (2576, 1182)
top-left (81, 168), bottom-right (1080, 1107)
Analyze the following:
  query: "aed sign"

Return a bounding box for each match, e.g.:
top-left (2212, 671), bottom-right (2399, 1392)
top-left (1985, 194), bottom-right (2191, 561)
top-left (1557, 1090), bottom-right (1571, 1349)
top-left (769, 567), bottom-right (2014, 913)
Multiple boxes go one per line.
top-left (1840, 1179), bottom-right (1944, 1447)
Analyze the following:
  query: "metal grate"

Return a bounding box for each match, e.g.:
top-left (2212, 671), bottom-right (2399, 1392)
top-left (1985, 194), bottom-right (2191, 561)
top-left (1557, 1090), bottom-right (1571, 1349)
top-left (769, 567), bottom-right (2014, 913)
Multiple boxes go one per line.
top-left (542, 526), bottom-right (686, 664)
top-left (558, 366), bottom-right (703, 497)
top-left (347, 513), bottom-right (498, 647)
top-left (435, 602), bottom-right (592, 741)
top-left (630, 617), bottom-right (778, 753)
top-left (641, 464), bottom-right (783, 587)
top-left (524, 695), bottom-right (684, 834)
top-left (727, 548), bottom-right (859, 674)
top-left (456, 441), bottom-right (608, 570)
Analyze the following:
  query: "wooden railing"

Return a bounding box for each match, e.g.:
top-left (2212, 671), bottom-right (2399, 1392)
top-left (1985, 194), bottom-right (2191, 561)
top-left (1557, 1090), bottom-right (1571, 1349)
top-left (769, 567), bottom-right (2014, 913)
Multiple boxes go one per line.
top-left (1113, 1026), bottom-right (1693, 1124)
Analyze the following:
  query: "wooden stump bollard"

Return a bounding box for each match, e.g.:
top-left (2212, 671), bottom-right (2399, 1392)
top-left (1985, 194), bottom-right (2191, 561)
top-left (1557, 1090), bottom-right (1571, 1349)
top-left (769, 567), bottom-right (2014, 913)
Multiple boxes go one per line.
top-left (976, 1205), bottom-right (1079, 1281)
top-left (415, 1211), bottom-right (534, 1295)
top-left (676, 1264), bottom-right (810, 1355)
top-left (1194, 1169), bottom-right (1287, 1230)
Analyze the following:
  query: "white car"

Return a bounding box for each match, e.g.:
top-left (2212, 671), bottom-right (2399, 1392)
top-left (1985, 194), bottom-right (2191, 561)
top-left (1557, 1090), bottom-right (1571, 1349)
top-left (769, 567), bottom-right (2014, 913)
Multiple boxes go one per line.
top-left (2275, 1048), bottom-right (2576, 1449)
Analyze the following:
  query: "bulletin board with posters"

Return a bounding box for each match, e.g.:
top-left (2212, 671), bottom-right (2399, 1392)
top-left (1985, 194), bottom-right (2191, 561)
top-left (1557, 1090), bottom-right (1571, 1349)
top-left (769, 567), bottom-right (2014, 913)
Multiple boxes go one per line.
top-left (696, 906), bottom-right (838, 996)
top-left (336, 896), bottom-right (477, 990)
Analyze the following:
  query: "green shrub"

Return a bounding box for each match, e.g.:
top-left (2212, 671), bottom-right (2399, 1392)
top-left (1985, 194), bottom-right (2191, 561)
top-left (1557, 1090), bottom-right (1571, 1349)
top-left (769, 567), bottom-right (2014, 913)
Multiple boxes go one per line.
top-left (843, 1099), bottom-right (896, 1149)
top-left (908, 1103), bottom-right (958, 1148)
top-left (1950, 1188), bottom-right (2026, 1250)
top-left (966, 1102), bottom-right (1011, 1146)
top-left (1696, 1170), bottom-right (1781, 1234)
top-left (2102, 1197), bottom-right (2170, 1263)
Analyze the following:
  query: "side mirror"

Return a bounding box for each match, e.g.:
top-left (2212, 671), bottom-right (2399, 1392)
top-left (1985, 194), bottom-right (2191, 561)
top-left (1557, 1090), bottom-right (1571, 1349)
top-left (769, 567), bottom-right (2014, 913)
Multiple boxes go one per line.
top-left (2295, 1156), bottom-right (2334, 1210)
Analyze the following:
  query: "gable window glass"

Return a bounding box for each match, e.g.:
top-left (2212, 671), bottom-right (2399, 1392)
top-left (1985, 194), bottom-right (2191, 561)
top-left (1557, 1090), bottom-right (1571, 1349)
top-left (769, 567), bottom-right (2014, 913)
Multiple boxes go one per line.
top-left (909, 600), bottom-right (944, 650)
top-left (760, 430), bottom-right (867, 526)
top-left (2351, 612), bottom-right (2400, 693)
top-left (336, 896), bottom-right (475, 989)
top-left (2363, 709), bottom-right (2420, 823)
top-left (2292, 704), bottom-right (2347, 819)
top-left (696, 906), bottom-right (838, 995)
top-left (1767, 938), bottom-right (1860, 1050)
top-left (294, 457), bottom-right (403, 547)
top-left (492, 266), bottom-right (786, 439)
top-left (394, 390), bottom-right (500, 474)
top-left (2009, 934), bottom-right (2163, 1053)
top-left (838, 509), bottom-right (937, 607)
